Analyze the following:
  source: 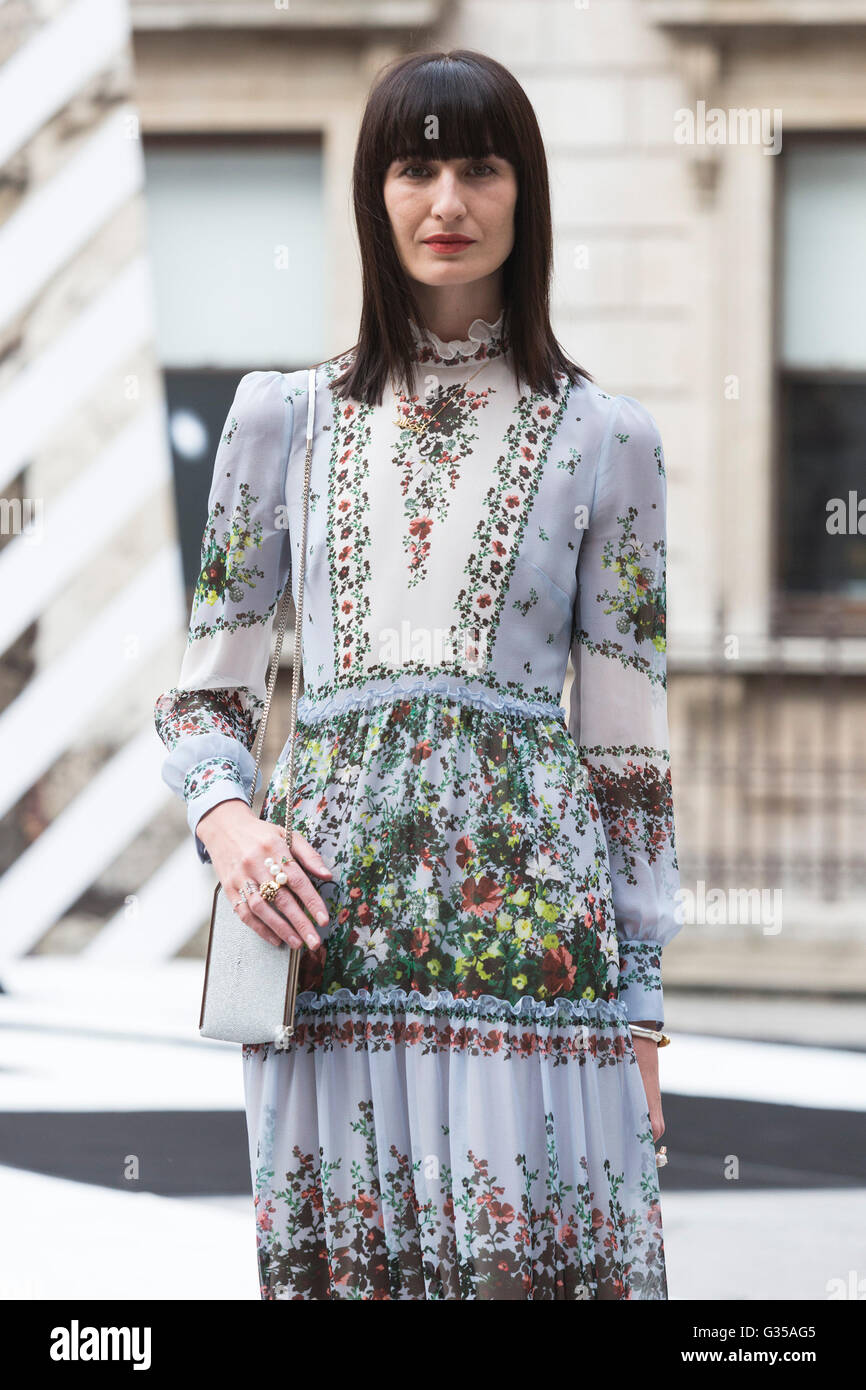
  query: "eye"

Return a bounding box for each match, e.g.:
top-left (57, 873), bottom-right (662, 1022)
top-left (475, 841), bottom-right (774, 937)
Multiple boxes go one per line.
top-left (398, 162), bottom-right (432, 178)
top-left (467, 162), bottom-right (497, 176)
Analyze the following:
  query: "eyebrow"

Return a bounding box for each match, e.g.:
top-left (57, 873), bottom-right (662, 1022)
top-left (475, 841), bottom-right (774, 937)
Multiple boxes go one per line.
top-left (392, 154), bottom-right (501, 165)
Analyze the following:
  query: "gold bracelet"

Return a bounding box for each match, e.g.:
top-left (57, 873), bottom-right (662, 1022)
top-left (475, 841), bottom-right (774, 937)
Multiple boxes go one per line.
top-left (630, 1024), bottom-right (671, 1047)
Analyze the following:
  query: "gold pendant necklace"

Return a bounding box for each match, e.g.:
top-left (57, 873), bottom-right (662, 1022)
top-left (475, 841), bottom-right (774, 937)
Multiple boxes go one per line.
top-left (392, 357), bottom-right (492, 439)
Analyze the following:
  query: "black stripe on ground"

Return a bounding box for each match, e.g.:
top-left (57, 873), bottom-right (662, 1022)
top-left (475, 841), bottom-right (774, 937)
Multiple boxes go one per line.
top-left (0, 1093), bottom-right (862, 1196)
top-left (658, 1093), bottom-right (866, 1190)
top-left (0, 1111), bottom-right (250, 1196)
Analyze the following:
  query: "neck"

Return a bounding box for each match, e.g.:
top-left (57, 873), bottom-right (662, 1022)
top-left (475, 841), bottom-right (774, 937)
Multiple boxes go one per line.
top-left (409, 271), bottom-right (504, 342)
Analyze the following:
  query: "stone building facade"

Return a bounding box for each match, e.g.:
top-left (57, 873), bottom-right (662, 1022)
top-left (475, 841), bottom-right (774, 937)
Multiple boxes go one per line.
top-left (2, 1), bottom-right (864, 987)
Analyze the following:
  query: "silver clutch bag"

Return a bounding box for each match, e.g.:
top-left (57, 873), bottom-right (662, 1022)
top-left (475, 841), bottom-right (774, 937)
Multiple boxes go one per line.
top-left (199, 366), bottom-right (316, 1049)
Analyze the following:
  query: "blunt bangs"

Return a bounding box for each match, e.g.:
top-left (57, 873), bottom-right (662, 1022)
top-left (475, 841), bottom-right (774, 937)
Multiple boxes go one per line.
top-left (329, 49), bottom-right (593, 404)
top-left (369, 57), bottom-right (522, 174)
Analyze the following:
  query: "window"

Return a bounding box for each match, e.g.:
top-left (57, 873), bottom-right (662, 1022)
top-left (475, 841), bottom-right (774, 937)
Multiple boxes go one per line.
top-left (142, 134), bottom-right (324, 592)
top-left (775, 136), bottom-right (866, 634)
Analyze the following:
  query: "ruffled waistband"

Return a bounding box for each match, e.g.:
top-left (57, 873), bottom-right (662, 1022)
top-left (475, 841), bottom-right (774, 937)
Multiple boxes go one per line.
top-left (293, 985), bottom-right (629, 1028)
top-left (296, 679), bottom-right (567, 725)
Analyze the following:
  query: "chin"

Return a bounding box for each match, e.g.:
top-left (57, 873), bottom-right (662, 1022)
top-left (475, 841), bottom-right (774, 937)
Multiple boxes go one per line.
top-left (410, 261), bottom-right (485, 287)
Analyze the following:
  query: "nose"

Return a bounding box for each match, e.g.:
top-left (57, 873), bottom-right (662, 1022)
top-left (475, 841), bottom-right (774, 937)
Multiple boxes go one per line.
top-left (430, 169), bottom-right (466, 222)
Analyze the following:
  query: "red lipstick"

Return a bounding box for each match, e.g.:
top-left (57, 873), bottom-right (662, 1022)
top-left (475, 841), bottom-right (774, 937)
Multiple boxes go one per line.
top-left (423, 233), bottom-right (475, 255)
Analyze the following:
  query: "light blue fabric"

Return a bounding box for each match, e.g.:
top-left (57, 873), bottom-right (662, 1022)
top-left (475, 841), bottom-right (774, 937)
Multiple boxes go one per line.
top-left (154, 322), bottom-right (682, 1299)
top-left (154, 362), bottom-right (682, 1016)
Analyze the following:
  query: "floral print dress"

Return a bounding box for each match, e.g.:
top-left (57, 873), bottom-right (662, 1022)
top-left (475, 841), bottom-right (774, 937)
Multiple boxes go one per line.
top-left (154, 311), bottom-right (682, 1300)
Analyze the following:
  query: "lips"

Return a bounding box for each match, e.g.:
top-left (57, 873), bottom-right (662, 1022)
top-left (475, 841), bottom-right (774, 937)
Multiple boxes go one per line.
top-left (423, 235), bottom-right (475, 254)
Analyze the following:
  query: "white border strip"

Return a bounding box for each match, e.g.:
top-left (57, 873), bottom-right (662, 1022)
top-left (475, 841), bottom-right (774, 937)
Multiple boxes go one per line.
top-left (0, 0), bottom-right (130, 168)
top-left (0, 106), bottom-right (144, 331)
top-left (0, 548), bottom-right (182, 817)
top-left (0, 729), bottom-right (171, 959)
top-left (0, 406), bottom-right (171, 651)
top-left (0, 257), bottom-right (155, 492)
top-left (86, 841), bottom-right (213, 962)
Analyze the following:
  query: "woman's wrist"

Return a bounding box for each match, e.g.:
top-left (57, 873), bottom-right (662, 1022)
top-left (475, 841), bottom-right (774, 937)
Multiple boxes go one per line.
top-left (630, 1022), bottom-right (671, 1047)
top-left (195, 797), bottom-right (252, 848)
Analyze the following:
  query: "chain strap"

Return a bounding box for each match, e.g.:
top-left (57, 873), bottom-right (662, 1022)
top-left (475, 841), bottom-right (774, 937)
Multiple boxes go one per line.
top-left (246, 367), bottom-right (315, 861)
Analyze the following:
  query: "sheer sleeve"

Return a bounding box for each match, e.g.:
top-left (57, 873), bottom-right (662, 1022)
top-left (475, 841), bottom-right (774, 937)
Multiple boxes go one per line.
top-left (568, 394), bottom-right (681, 1028)
top-left (154, 370), bottom-right (293, 864)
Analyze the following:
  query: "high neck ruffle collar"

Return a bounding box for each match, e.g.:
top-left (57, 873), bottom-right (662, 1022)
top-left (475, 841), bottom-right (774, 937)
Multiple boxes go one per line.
top-left (409, 309), bottom-right (507, 365)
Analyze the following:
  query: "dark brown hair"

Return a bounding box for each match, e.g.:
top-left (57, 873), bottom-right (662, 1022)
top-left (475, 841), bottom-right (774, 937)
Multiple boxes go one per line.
top-left (329, 49), bottom-right (593, 404)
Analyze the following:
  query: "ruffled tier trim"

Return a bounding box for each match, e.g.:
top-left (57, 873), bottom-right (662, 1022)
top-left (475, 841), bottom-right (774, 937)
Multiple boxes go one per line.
top-left (242, 977), bottom-right (667, 1299)
top-left (296, 678), bottom-right (567, 726)
top-left (292, 984), bottom-right (629, 1028)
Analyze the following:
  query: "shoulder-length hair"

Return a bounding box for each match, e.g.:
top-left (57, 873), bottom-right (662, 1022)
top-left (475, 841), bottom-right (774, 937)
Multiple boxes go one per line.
top-left (329, 49), bottom-right (593, 404)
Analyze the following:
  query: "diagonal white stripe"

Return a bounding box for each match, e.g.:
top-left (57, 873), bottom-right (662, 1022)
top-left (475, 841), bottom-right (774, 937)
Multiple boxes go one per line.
top-left (0, 0), bottom-right (130, 168)
top-left (85, 841), bottom-right (213, 963)
top-left (0, 729), bottom-right (171, 960)
top-left (0, 257), bottom-right (155, 492)
top-left (0, 405), bottom-right (172, 652)
top-left (0, 106), bottom-right (144, 331)
top-left (663, 1032), bottom-right (866, 1112)
top-left (0, 548), bottom-right (184, 817)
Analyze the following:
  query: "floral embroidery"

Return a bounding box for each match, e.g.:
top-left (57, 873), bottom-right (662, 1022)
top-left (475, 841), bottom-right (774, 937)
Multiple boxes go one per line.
top-left (601, 506), bottom-right (665, 649)
top-left (154, 686), bottom-right (262, 751)
top-left (513, 586), bottom-right (539, 616)
top-left (259, 692), bottom-right (620, 1008)
top-left (577, 745), bottom-right (677, 886)
top-left (325, 359), bottom-right (375, 681)
top-left (190, 481), bottom-right (282, 640)
top-left (247, 1094), bottom-right (666, 1300)
top-left (557, 445), bottom-right (582, 474)
top-left (618, 942), bottom-right (663, 1001)
top-left (183, 755), bottom-right (244, 802)
top-left (243, 986), bottom-right (632, 1064)
top-left (392, 384), bottom-right (494, 585)
top-left (573, 501), bottom-right (667, 688)
top-left (322, 353), bottom-right (575, 703)
top-left (454, 383), bottom-right (572, 657)
top-left (154, 357), bottom-right (680, 1302)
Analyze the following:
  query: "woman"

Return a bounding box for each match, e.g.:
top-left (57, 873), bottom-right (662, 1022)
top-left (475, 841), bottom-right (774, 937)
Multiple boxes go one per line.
top-left (155, 48), bottom-right (682, 1300)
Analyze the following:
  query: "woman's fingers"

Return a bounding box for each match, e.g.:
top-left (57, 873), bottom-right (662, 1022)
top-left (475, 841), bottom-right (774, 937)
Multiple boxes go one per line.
top-left (281, 830), bottom-right (334, 884)
top-left (227, 827), bottom-right (335, 951)
top-left (261, 835), bottom-right (332, 928)
top-left (272, 890), bottom-right (321, 949)
top-left (233, 900), bottom-right (288, 948)
top-left (247, 892), bottom-right (308, 950)
top-left (273, 856), bottom-right (330, 929)
top-left (257, 886), bottom-right (320, 951)
top-left (238, 867), bottom-right (324, 949)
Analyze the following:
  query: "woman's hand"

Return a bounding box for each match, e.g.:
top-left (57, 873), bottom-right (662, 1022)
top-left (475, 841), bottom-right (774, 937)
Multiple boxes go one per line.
top-left (632, 1025), bottom-right (665, 1144)
top-left (196, 798), bottom-right (333, 951)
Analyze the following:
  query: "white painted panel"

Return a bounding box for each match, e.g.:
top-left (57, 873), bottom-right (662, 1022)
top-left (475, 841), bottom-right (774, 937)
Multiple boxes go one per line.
top-left (0, 730), bottom-right (171, 959)
top-left (0, 106), bottom-right (144, 331)
top-left (0, 550), bottom-right (181, 817)
top-left (780, 143), bottom-right (866, 369)
top-left (86, 842), bottom-right (213, 962)
top-left (0, 257), bottom-right (155, 492)
top-left (0, 0), bottom-right (130, 167)
top-left (142, 143), bottom-right (325, 367)
top-left (0, 407), bottom-right (171, 651)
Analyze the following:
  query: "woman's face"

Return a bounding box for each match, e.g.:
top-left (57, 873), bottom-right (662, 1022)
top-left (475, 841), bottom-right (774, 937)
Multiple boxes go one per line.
top-left (383, 154), bottom-right (517, 289)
